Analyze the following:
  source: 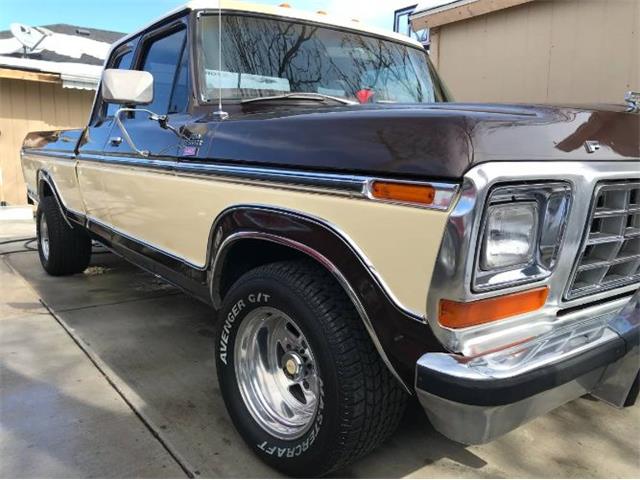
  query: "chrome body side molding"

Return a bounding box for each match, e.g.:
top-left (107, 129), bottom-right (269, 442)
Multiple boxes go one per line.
top-left (76, 152), bottom-right (459, 209)
top-left (27, 149), bottom-right (434, 327)
top-left (25, 149), bottom-right (457, 325)
top-left (24, 149), bottom-right (76, 161)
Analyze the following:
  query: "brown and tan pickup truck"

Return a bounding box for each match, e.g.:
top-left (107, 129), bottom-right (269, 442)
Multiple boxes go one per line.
top-left (20, 1), bottom-right (639, 476)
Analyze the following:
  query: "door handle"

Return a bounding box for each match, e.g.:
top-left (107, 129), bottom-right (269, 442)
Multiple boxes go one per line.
top-left (109, 136), bottom-right (123, 147)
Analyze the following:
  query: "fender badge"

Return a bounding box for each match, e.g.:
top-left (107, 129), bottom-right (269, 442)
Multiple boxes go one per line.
top-left (584, 140), bottom-right (600, 153)
top-left (180, 133), bottom-right (203, 156)
top-left (182, 146), bottom-right (198, 156)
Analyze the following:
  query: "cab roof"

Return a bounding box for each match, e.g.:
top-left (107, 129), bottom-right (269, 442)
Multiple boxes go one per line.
top-left (124, 0), bottom-right (423, 49)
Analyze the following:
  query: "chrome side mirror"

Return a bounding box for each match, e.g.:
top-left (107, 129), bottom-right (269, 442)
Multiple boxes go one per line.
top-left (103, 70), bottom-right (188, 157)
top-left (102, 69), bottom-right (154, 105)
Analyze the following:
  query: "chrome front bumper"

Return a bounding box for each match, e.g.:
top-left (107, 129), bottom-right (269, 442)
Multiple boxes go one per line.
top-left (415, 292), bottom-right (639, 444)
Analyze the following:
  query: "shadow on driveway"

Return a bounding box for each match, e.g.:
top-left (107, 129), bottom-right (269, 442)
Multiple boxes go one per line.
top-left (5, 249), bottom-right (640, 478)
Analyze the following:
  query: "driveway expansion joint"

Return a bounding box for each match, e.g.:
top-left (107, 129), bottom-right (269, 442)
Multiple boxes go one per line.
top-left (38, 298), bottom-right (198, 479)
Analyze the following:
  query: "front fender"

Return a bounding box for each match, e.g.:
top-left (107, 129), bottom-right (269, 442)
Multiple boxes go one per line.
top-left (208, 205), bottom-right (444, 390)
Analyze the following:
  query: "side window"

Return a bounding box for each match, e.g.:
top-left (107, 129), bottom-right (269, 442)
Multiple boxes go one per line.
top-left (169, 45), bottom-right (189, 113)
top-left (140, 28), bottom-right (187, 115)
top-left (105, 49), bottom-right (134, 118)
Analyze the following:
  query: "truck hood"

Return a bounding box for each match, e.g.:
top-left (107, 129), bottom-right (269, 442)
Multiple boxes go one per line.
top-left (208, 102), bottom-right (640, 180)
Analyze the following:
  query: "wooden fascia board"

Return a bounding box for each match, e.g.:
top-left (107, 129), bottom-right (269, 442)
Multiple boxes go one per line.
top-left (411, 0), bottom-right (536, 30)
top-left (0, 67), bottom-right (61, 84)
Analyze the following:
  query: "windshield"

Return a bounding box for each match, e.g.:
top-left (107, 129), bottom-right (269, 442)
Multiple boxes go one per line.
top-left (197, 14), bottom-right (449, 104)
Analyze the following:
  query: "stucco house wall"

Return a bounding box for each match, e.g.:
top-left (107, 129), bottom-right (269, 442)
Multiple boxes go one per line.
top-left (0, 75), bottom-right (94, 205)
top-left (415, 0), bottom-right (639, 104)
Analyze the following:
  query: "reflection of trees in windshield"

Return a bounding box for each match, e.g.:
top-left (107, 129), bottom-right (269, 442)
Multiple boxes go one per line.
top-left (330, 35), bottom-right (428, 102)
top-left (201, 15), bottom-right (440, 103)
top-left (223, 17), bottom-right (321, 91)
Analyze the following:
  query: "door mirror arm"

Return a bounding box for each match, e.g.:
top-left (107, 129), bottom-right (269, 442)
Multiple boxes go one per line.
top-left (114, 107), bottom-right (153, 157)
top-left (113, 108), bottom-right (191, 157)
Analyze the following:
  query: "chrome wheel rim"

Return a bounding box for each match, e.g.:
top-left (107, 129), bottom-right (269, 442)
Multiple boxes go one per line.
top-left (234, 307), bottom-right (320, 440)
top-left (39, 213), bottom-right (49, 260)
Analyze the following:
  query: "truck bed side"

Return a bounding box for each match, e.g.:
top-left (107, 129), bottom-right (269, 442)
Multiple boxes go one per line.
top-left (21, 129), bottom-right (85, 215)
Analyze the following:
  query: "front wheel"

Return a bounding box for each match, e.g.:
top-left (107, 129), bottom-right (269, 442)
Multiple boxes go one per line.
top-left (36, 196), bottom-right (91, 276)
top-left (215, 260), bottom-right (407, 477)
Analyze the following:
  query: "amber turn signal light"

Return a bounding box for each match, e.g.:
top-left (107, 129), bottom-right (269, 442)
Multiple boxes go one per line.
top-left (370, 181), bottom-right (435, 205)
top-left (439, 287), bottom-right (549, 329)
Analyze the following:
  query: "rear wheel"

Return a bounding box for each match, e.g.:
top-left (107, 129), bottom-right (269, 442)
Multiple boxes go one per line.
top-left (215, 260), bottom-right (407, 477)
top-left (36, 196), bottom-right (91, 276)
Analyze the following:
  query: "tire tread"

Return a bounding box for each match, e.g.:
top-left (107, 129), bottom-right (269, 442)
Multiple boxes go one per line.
top-left (234, 260), bottom-right (407, 475)
top-left (38, 196), bottom-right (91, 276)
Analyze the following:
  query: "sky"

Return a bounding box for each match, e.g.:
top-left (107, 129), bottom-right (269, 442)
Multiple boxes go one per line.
top-left (0, 0), bottom-right (420, 35)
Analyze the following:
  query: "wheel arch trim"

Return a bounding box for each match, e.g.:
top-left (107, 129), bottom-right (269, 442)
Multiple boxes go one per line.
top-left (206, 204), bottom-right (425, 320)
top-left (206, 205), bottom-right (433, 393)
top-left (212, 229), bottom-right (411, 392)
top-left (36, 170), bottom-right (78, 229)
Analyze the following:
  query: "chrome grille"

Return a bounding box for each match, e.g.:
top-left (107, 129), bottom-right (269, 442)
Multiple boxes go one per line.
top-left (566, 180), bottom-right (640, 299)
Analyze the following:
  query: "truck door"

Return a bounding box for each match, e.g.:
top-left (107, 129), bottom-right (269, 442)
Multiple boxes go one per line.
top-left (77, 41), bottom-right (138, 225)
top-left (89, 17), bottom-right (206, 261)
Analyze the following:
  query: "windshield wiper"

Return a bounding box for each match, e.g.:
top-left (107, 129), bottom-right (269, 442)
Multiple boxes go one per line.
top-left (241, 92), bottom-right (357, 106)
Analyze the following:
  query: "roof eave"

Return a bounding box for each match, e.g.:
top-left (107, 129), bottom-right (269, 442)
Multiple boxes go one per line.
top-left (410, 0), bottom-right (535, 30)
top-left (0, 55), bottom-right (101, 89)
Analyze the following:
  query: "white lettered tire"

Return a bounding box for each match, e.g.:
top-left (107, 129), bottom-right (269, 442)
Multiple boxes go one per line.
top-left (215, 260), bottom-right (406, 477)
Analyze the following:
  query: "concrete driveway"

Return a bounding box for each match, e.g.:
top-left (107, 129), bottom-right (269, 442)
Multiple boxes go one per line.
top-left (1, 217), bottom-right (639, 478)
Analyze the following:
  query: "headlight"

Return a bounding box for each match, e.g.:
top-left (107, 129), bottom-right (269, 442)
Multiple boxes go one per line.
top-left (481, 203), bottom-right (538, 270)
top-left (474, 183), bottom-right (572, 291)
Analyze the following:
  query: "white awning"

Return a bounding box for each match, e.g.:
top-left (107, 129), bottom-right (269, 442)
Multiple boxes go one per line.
top-left (0, 55), bottom-right (102, 90)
